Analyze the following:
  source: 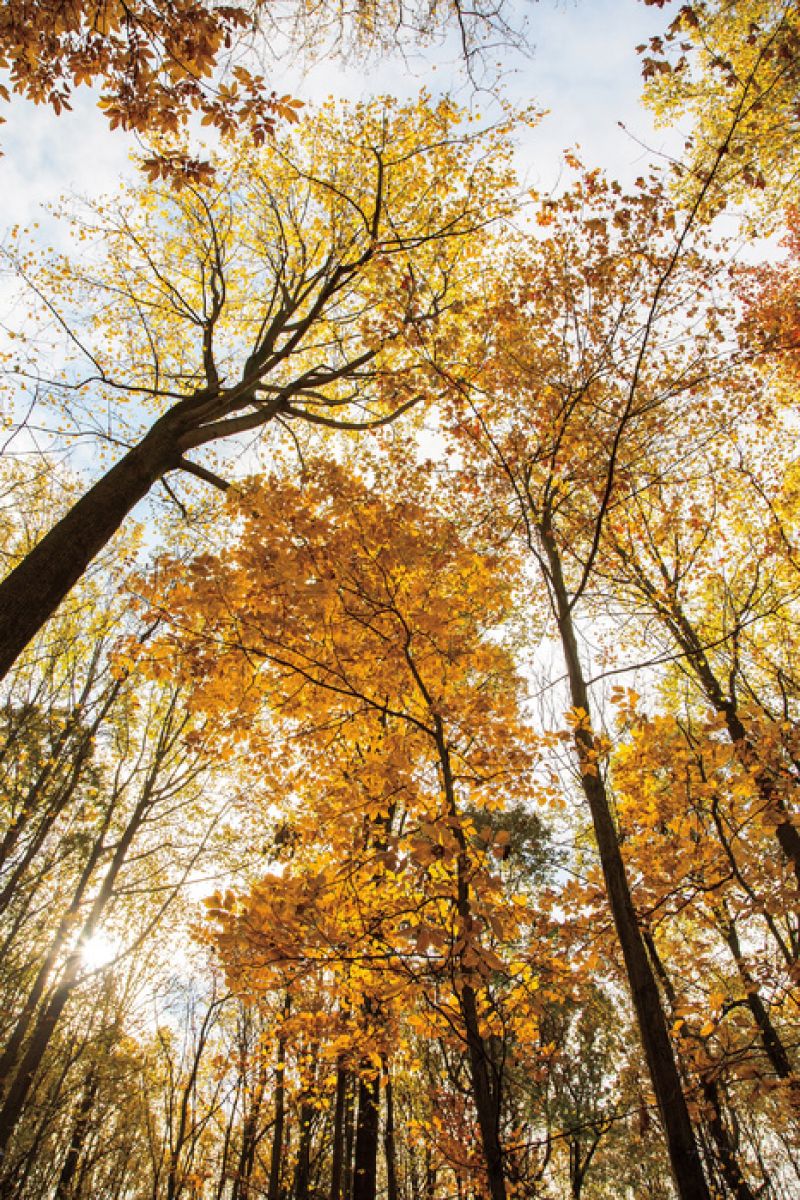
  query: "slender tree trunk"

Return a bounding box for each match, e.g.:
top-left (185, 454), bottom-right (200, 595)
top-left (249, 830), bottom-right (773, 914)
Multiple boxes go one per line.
top-left (719, 913), bottom-right (794, 1080)
top-left (267, 1033), bottom-right (287, 1200)
top-left (235, 1055), bottom-right (267, 1200)
top-left (352, 1070), bottom-right (379, 1200)
top-left (294, 1100), bottom-right (313, 1200)
top-left (54, 1071), bottom-right (98, 1200)
top-left (542, 525), bottom-right (711, 1200)
top-left (424, 1148), bottom-right (436, 1200)
top-left (165, 1000), bottom-right (220, 1200)
top-left (0, 731), bottom-right (99, 917)
top-left (700, 1078), bottom-right (758, 1200)
top-left (0, 417), bottom-right (181, 681)
top-left (0, 773), bottom-right (156, 1163)
top-left (343, 1068), bottom-right (355, 1200)
top-left (630, 565), bottom-right (800, 886)
top-left (429, 717), bottom-right (507, 1200)
top-left (0, 659), bottom-right (114, 876)
top-left (0, 808), bottom-right (111, 1090)
top-left (215, 1082), bottom-right (240, 1200)
top-left (692, 656), bottom-right (800, 888)
top-left (459, 984), bottom-right (505, 1200)
top-left (330, 1061), bottom-right (348, 1200)
top-left (383, 1063), bottom-right (399, 1200)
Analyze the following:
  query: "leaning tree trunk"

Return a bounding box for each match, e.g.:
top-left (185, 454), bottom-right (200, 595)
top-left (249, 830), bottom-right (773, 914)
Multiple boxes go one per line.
top-left (719, 912), bottom-right (794, 1080)
top-left (0, 413), bottom-right (185, 681)
top-left (631, 568), bottom-right (800, 887)
top-left (700, 1078), bottom-right (759, 1200)
top-left (542, 523), bottom-right (711, 1200)
top-left (54, 1070), bottom-right (98, 1200)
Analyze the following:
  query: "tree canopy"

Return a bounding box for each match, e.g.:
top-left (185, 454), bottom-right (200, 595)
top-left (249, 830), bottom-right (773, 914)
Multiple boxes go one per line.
top-left (0, 5), bottom-right (798, 1200)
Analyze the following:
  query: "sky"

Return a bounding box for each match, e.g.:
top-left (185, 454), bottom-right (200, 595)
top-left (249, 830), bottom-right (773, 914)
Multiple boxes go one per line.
top-left (0, 0), bottom-right (680, 489)
top-left (0, 0), bottom-right (677, 235)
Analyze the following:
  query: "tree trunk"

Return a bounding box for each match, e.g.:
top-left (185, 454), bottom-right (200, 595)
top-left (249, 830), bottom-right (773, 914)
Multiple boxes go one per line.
top-left (700, 1078), bottom-right (758, 1200)
top-left (383, 1063), bottom-right (399, 1200)
top-left (459, 984), bottom-right (505, 1200)
top-left (294, 1100), bottom-right (313, 1200)
top-left (429, 718), bottom-right (507, 1200)
top-left (343, 1068), bottom-right (355, 1200)
top-left (0, 774), bottom-right (156, 1164)
top-left (0, 417), bottom-right (181, 681)
top-left (54, 1071), bottom-right (98, 1200)
top-left (233, 1055), bottom-right (267, 1200)
top-left (330, 1062), bottom-right (348, 1200)
top-left (542, 525), bottom-right (711, 1200)
top-left (352, 1070), bottom-right (379, 1200)
top-left (267, 1034), bottom-right (287, 1200)
top-left (165, 999), bottom-right (220, 1200)
top-left (424, 1148), bottom-right (436, 1200)
top-left (630, 565), bottom-right (800, 888)
top-left (720, 914), bottom-right (794, 1080)
top-left (0, 802), bottom-right (112, 1091)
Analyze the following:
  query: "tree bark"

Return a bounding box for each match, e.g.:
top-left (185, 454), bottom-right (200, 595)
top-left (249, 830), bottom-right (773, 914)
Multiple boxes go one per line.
top-left (627, 563), bottom-right (800, 888)
top-left (429, 716), bottom-right (507, 1200)
top-left (352, 1070), bottom-right (379, 1200)
top-left (0, 770), bottom-right (157, 1165)
top-left (330, 1062), bottom-right (348, 1200)
top-left (267, 1032), bottom-right (287, 1200)
top-left (54, 1070), bottom-right (98, 1200)
top-left (383, 1063), bottom-right (399, 1200)
top-left (459, 983), bottom-right (505, 1200)
top-left (294, 1100), bottom-right (313, 1200)
top-left (0, 417), bottom-right (181, 681)
top-left (232, 1054), bottom-right (267, 1200)
top-left (720, 914), bottom-right (794, 1080)
top-left (343, 1067), bottom-right (355, 1200)
top-left (700, 1078), bottom-right (758, 1200)
top-left (542, 524), bottom-right (711, 1200)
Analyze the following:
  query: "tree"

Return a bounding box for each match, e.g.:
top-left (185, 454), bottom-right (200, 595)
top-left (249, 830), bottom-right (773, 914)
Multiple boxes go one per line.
top-left (439, 163), bottom-right (739, 1200)
top-left (0, 94), bottom-right (524, 681)
top-left (0, 1), bottom-right (288, 177)
top-left (0, 0), bottom-right (519, 180)
top-left (136, 458), bottom-right (548, 1199)
top-left (640, 0), bottom-right (800, 214)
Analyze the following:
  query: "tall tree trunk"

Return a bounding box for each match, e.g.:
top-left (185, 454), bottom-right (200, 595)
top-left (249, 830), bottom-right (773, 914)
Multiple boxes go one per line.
top-left (352, 1070), bottom-right (379, 1200)
top-left (294, 1100), bottom-right (313, 1200)
top-left (165, 999), bottom-right (220, 1200)
top-left (343, 1067), bottom-right (355, 1200)
top-left (459, 983), bottom-right (505, 1200)
top-left (429, 717), bottom-right (506, 1200)
top-left (383, 1062), bottom-right (399, 1200)
top-left (718, 912), bottom-right (794, 1080)
top-left (424, 1148), bottom-right (436, 1200)
top-left (0, 800), bottom-right (113, 1091)
top-left (0, 658), bottom-right (117, 879)
top-left (0, 416), bottom-right (182, 681)
top-left (215, 1082), bottom-right (241, 1200)
top-left (54, 1071), bottom-right (98, 1200)
top-left (236, 1055), bottom-right (267, 1200)
top-left (700, 1078), bottom-right (758, 1200)
top-left (330, 1061), bottom-right (348, 1200)
top-left (628, 563), bottom-right (800, 886)
top-left (0, 768), bottom-right (158, 1164)
top-left (267, 1032), bottom-right (287, 1200)
top-left (542, 524), bottom-right (711, 1200)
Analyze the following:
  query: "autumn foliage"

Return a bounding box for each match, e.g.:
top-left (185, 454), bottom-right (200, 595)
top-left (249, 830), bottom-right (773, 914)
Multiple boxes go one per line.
top-left (0, 9), bottom-right (799, 1200)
